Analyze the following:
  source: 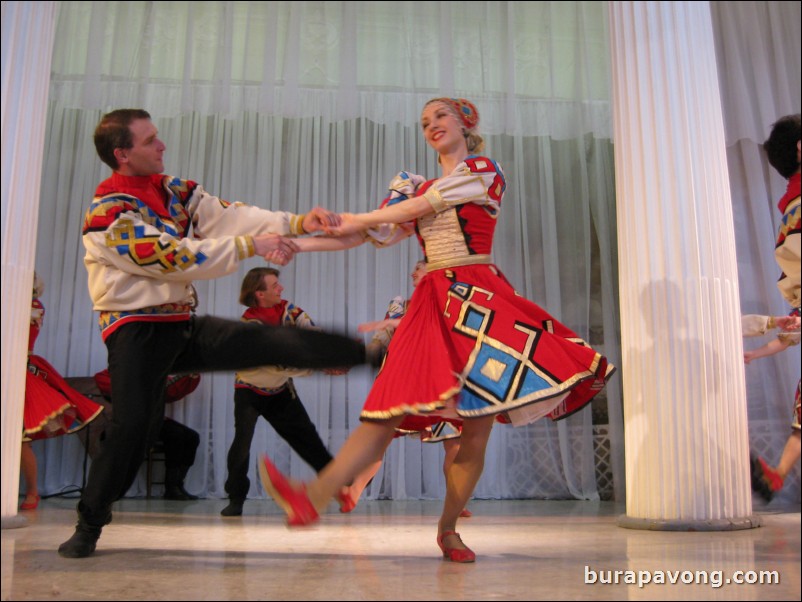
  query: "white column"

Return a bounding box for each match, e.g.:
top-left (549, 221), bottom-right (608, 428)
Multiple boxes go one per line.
top-left (608, 1), bottom-right (757, 529)
top-left (1, 1), bottom-right (57, 529)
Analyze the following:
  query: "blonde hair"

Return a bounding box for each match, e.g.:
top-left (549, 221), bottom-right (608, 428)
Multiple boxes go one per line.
top-left (32, 272), bottom-right (44, 298)
top-left (464, 131), bottom-right (485, 154)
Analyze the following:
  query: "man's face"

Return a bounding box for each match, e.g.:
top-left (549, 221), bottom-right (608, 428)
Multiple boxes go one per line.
top-left (255, 274), bottom-right (284, 308)
top-left (116, 118), bottom-right (166, 176)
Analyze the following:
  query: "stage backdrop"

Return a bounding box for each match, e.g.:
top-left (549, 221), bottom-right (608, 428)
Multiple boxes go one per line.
top-left (26, 1), bottom-right (799, 505)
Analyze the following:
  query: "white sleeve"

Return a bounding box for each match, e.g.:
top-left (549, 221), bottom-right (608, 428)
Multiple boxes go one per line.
top-left (364, 172), bottom-right (426, 247)
top-left (187, 185), bottom-right (306, 238)
top-left (84, 207), bottom-right (255, 283)
top-left (421, 156), bottom-right (505, 214)
top-left (741, 314), bottom-right (771, 337)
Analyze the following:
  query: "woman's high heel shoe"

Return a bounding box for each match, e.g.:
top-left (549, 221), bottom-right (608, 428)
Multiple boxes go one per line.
top-left (337, 488), bottom-right (356, 514)
top-left (20, 495), bottom-right (40, 510)
top-left (437, 530), bottom-right (476, 563)
top-left (259, 455), bottom-right (319, 527)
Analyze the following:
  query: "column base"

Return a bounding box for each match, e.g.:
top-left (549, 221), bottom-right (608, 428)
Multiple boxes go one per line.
top-left (617, 514), bottom-right (761, 531)
top-left (2, 514), bottom-right (29, 530)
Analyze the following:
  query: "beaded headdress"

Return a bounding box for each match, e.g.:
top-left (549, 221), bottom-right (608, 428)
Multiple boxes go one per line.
top-left (428, 97), bottom-right (479, 131)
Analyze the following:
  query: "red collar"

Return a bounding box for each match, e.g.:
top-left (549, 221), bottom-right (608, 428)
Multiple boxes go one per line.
top-left (243, 303), bottom-right (287, 326)
top-left (778, 172), bottom-right (801, 214)
top-left (96, 172), bottom-right (170, 217)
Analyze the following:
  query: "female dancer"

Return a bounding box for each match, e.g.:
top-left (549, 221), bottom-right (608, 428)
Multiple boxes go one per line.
top-left (21, 273), bottom-right (103, 509)
top-left (351, 259), bottom-right (471, 517)
top-left (260, 97), bottom-right (615, 561)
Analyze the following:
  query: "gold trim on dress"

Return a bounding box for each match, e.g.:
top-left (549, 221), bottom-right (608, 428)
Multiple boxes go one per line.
top-left (426, 254), bottom-right (491, 272)
top-left (360, 384), bottom-right (462, 421)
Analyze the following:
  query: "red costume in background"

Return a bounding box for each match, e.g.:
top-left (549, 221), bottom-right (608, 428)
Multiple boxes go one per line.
top-left (24, 288), bottom-right (102, 441)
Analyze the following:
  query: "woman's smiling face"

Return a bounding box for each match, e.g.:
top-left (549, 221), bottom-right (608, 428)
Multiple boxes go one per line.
top-left (420, 101), bottom-right (464, 154)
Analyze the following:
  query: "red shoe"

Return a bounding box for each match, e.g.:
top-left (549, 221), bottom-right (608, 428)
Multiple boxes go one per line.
top-left (337, 488), bottom-right (356, 514)
top-left (750, 455), bottom-right (784, 502)
top-left (258, 455), bottom-right (319, 527)
top-left (437, 530), bottom-right (476, 563)
top-left (459, 508), bottom-right (473, 518)
top-left (758, 458), bottom-right (784, 490)
top-left (20, 495), bottom-right (40, 510)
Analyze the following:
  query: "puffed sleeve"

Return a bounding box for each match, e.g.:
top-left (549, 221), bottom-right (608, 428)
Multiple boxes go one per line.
top-left (383, 296), bottom-right (407, 321)
top-left (30, 298), bottom-right (44, 328)
top-left (777, 331), bottom-right (801, 346)
top-left (363, 172), bottom-right (426, 247)
top-left (775, 197), bottom-right (800, 309)
top-left (285, 302), bottom-right (317, 331)
top-left (369, 296), bottom-right (406, 351)
top-left (420, 156), bottom-right (505, 215)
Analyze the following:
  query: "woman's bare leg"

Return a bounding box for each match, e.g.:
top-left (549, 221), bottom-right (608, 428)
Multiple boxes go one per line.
top-left (306, 418), bottom-right (401, 512)
top-left (441, 437), bottom-right (471, 516)
top-left (348, 459), bottom-right (384, 505)
top-left (442, 437), bottom-right (460, 475)
top-left (20, 441), bottom-right (39, 503)
top-left (438, 415), bottom-right (494, 549)
top-left (776, 430), bottom-right (801, 480)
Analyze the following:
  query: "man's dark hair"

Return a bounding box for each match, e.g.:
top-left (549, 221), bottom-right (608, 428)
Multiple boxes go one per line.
top-left (763, 114), bottom-right (801, 179)
top-left (94, 109), bottom-right (152, 170)
top-left (239, 267), bottom-right (281, 307)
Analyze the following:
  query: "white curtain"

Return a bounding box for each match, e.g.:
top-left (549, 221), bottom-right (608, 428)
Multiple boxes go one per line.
top-left (710, 0), bottom-right (801, 505)
top-left (28, 1), bottom-right (799, 504)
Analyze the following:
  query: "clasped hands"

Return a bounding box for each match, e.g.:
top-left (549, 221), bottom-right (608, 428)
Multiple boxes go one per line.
top-left (306, 206), bottom-right (361, 237)
top-left (257, 206), bottom-right (361, 265)
top-left (775, 315), bottom-right (801, 332)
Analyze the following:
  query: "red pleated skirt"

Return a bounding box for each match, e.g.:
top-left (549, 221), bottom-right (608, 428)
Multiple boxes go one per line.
top-left (23, 355), bottom-right (104, 441)
top-left (361, 263), bottom-right (614, 431)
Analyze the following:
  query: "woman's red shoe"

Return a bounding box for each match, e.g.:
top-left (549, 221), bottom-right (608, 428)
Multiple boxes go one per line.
top-left (437, 530), bottom-right (476, 563)
top-left (259, 455), bottom-right (319, 527)
top-left (750, 455), bottom-right (784, 501)
top-left (337, 488), bottom-right (356, 513)
top-left (19, 495), bottom-right (40, 510)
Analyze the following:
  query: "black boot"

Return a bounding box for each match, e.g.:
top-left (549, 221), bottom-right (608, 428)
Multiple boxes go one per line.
top-left (58, 508), bottom-right (110, 558)
top-left (220, 498), bottom-right (245, 516)
top-left (163, 465), bottom-right (198, 500)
